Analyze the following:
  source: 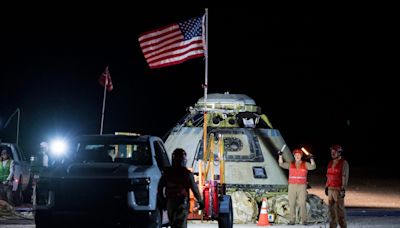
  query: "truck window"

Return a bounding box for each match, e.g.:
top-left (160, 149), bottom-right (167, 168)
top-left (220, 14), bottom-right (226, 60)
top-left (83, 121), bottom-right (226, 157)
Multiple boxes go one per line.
top-left (153, 141), bottom-right (170, 170)
top-left (75, 142), bottom-right (152, 165)
top-left (16, 145), bottom-right (27, 161)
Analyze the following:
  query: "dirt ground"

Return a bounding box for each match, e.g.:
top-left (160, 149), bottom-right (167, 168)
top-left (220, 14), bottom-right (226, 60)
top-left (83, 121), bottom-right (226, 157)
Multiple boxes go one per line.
top-left (307, 165), bottom-right (400, 209)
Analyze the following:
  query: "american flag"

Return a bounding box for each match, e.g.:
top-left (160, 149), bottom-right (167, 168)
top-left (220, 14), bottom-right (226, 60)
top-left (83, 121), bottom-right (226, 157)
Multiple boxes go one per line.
top-left (98, 66), bottom-right (113, 92)
top-left (138, 15), bottom-right (205, 69)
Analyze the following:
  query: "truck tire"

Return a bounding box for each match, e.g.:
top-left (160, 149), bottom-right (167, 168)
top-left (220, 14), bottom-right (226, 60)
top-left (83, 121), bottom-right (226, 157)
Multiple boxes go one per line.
top-left (11, 190), bottom-right (23, 206)
top-left (129, 207), bottom-right (162, 228)
top-left (35, 211), bottom-right (53, 228)
top-left (218, 195), bottom-right (233, 228)
top-left (22, 174), bottom-right (33, 203)
top-left (149, 207), bottom-right (162, 228)
top-left (12, 175), bottom-right (23, 206)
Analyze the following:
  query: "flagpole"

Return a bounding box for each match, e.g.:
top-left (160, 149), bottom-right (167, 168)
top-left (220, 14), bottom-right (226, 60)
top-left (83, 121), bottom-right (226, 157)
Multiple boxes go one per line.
top-left (204, 8), bottom-right (209, 101)
top-left (100, 75), bottom-right (107, 135)
top-left (200, 7), bottom-right (209, 190)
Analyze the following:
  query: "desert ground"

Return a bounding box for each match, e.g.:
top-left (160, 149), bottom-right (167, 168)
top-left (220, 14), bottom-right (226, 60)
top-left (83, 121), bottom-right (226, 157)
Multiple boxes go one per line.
top-left (1, 164), bottom-right (399, 227)
top-left (307, 165), bottom-right (400, 209)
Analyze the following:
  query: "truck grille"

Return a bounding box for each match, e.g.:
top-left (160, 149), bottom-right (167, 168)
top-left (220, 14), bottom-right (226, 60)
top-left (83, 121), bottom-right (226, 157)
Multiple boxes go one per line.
top-left (53, 179), bottom-right (129, 211)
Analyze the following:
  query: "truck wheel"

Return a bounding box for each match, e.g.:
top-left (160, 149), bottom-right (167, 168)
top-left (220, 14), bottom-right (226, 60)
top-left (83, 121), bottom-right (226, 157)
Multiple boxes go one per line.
top-left (11, 176), bottom-right (23, 206)
top-left (35, 211), bottom-right (53, 228)
top-left (148, 207), bottom-right (162, 228)
top-left (129, 208), bottom-right (162, 228)
top-left (218, 195), bottom-right (233, 228)
top-left (22, 174), bottom-right (33, 203)
top-left (11, 190), bottom-right (23, 206)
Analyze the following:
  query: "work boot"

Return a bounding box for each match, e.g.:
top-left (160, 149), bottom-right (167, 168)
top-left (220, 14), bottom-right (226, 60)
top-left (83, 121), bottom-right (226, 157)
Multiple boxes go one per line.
top-left (288, 221), bottom-right (295, 225)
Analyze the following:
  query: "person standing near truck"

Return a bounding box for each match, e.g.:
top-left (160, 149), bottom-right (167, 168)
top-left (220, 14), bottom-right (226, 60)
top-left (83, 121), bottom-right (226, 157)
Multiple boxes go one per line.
top-left (0, 147), bottom-right (14, 203)
top-left (31, 141), bottom-right (51, 206)
top-left (158, 148), bottom-right (204, 228)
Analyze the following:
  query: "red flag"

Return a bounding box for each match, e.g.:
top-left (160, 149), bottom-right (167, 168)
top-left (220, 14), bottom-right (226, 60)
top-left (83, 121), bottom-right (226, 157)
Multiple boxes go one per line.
top-left (98, 66), bottom-right (113, 92)
top-left (138, 15), bottom-right (205, 69)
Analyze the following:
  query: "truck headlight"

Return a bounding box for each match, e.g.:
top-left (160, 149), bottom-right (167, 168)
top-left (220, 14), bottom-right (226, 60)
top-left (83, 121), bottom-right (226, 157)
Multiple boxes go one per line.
top-left (130, 178), bottom-right (150, 206)
top-left (49, 139), bottom-right (68, 157)
top-left (131, 177), bottom-right (151, 185)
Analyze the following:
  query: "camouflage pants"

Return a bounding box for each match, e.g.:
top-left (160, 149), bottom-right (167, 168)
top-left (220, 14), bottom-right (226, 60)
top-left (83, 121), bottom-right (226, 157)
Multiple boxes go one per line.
top-left (288, 184), bottom-right (307, 224)
top-left (167, 197), bottom-right (189, 228)
top-left (0, 183), bottom-right (12, 204)
top-left (328, 188), bottom-right (347, 228)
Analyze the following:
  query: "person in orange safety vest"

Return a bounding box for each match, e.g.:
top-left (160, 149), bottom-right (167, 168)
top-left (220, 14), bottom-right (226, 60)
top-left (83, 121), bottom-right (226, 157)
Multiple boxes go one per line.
top-left (325, 144), bottom-right (349, 228)
top-left (279, 148), bottom-right (316, 225)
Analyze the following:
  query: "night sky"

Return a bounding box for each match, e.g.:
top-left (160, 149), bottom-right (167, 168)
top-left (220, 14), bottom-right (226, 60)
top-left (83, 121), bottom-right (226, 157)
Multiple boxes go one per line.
top-left (0, 9), bottom-right (395, 166)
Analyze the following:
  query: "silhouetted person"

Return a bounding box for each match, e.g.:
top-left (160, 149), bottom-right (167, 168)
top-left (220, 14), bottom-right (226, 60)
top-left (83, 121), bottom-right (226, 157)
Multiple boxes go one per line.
top-left (158, 148), bottom-right (204, 228)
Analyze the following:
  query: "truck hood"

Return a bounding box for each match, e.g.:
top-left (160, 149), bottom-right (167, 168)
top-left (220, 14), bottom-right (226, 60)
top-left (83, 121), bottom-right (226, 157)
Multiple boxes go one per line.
top-left (45, 162), bottom-right (149, 179)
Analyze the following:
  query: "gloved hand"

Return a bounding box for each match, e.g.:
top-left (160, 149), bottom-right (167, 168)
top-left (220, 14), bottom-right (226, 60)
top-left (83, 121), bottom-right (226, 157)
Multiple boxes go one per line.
top-left (340, 188), bottom-right (346, 198)
top-left (278, 150), bottom-right (283, 156)
top-left (198, 201), bottom-right (205, 210)
top-left (308, 154), bottom-right (314, 160)
top-left (325, 187), bottom-right (328, 196)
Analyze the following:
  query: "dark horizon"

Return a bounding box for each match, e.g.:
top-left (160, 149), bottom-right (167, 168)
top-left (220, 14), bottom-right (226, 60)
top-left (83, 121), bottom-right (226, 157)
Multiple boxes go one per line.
top-left (0, 9), bottom-right (395, 166)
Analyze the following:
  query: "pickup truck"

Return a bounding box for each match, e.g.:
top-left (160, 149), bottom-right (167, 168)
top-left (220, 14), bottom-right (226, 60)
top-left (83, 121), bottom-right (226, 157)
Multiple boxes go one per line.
top-left (0, 142), bottom-right (32, 205)
top-left (34, 134), bottom-right (171, 228)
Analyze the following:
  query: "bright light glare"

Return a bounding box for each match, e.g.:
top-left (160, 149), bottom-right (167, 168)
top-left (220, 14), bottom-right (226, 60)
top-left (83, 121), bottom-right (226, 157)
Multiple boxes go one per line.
top-left (50, 139), bottom-right (68, 156)
top-left (301, 147), bottom-right (310, 155)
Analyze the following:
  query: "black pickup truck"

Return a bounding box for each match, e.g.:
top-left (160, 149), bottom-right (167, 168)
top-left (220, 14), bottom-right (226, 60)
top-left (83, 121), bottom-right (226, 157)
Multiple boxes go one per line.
top-left (34, 134), bottom-right (171, 228)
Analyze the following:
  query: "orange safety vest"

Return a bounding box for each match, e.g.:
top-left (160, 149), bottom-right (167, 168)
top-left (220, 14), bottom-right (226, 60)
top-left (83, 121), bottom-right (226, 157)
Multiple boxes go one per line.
top-left (326, 159), bottom-right (345, 188)
top-left (288, 161), bottom-right (308, 184)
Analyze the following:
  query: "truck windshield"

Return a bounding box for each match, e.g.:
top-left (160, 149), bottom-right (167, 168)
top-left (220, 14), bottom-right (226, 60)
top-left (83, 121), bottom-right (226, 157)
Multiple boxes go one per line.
top-left (75, 142), bottom-right (152, 166)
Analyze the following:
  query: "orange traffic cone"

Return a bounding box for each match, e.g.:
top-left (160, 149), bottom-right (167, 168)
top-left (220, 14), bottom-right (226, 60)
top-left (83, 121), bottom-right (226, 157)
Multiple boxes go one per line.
top-left (257, 197), bottom-right (271, 226)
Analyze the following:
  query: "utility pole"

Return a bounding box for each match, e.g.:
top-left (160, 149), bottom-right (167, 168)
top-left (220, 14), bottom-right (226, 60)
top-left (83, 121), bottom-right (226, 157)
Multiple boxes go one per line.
top-left (4, 108), bottom-right (20, 145)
